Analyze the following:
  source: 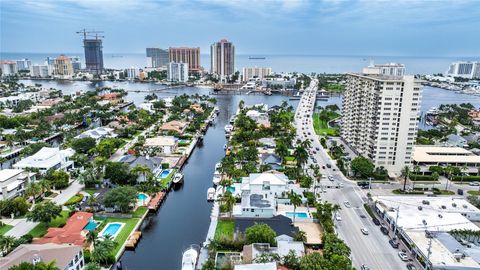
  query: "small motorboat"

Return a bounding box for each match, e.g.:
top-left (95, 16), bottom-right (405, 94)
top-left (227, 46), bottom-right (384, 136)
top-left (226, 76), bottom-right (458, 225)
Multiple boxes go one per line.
top-left (215, 162), bottom-right (222, 170)
top-left (181, 245), bottom-right (199, 270)
top-left (207, 187), bottom-right (216, 201)
top-left (173, 173), bottom-right (184, 185)
top-left (212, 176), bottom-right (221, 186)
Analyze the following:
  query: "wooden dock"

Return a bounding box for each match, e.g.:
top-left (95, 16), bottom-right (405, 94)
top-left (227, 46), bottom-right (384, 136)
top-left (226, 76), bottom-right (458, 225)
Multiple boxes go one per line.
top-left (148, 191), bottom-right (166, 212)
top-left (125, 231), bottom-right (142, 249)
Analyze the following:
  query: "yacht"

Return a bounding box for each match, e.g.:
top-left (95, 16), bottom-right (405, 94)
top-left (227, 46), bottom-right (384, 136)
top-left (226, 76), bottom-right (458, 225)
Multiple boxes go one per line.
top-left (181, 245), bottom-right (199, 270)
top-left (207, 187), bottom-right (216, 201)
top-left (212, 175), bottom-right (221, 186)
top-left (172, 173), bottom-right (184, 185)
top-left (224, 124), bottom-right (234, 133)
top-left (426, 107), bottom-right (440, 115)
top-left (215, 162), bottom-right (222, 170)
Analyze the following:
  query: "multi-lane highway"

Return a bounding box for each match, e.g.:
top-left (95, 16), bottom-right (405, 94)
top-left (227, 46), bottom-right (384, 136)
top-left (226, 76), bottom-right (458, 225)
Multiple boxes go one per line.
top-left (294, 79), bottom-right (407, 270)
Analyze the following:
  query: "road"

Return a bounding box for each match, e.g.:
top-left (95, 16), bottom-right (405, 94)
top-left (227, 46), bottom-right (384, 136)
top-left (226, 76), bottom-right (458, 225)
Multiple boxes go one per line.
top-left (294, 79), bottom-right (406, 270)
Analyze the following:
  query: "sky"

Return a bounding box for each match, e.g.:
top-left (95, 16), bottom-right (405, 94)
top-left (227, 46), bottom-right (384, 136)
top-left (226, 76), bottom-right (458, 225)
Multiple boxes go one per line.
top-left (1, 0), bottom-right (479, 57)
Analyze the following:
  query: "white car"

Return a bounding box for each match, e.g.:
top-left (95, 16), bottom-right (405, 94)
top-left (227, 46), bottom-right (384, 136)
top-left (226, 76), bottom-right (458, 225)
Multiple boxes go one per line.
top-left (344, 201), bottom-right (351, 208)
top-left (361, 228), bottom-right (369, 235)
top-left (335, 214), bottom-right (342, 221)
top-left (469, 182), bottom-right (480, 186)
top-left (398, 252), bottom-right (409, 261)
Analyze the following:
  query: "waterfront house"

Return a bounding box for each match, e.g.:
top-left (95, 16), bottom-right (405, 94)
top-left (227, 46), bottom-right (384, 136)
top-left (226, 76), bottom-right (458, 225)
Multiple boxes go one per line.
top-left (258, 137), bottom-right (276, 149)
top-left (160, 120), bottom-right (188, 135)
top-left (144, 136), bottom-right (178, 155)
top-left (232, 173), bottom-right (289, 218)
top-left (0, 169), bottom-right (36, 201)
top-left (0, 244), bottom-right (84, 270)
top-left (119, 154), bottom-right (163, 182)
top-left (97, 92), bottom-right (123, 105)
top-left (246, 110), bottom-right (271, 128)
top-left (189, 103), bottom-right (204, 113)
top-left (13, 147), bottom-right (75, 174)
top-left (445, 134), bottom-right (468, 148)
top-left (76, 127), bottom-right (117, 142)
top-left (35, 212), bottom-right (93, 246)
top-left (242, 234), bottom-right (305, 264)
top-left (234, 215), bottom-right (299, 237)
top-left (259, 153), bottom-right (282, 170)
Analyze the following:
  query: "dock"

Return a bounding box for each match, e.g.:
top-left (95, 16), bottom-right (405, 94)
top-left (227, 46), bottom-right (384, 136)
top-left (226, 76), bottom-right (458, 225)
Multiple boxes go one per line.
top-left (148, 191), bottom-right (166, 212)
top-left (125, 231), bottom-right (142, 249)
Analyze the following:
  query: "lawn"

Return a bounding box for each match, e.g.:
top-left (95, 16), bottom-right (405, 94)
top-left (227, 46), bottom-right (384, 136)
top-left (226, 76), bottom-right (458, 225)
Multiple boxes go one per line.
top-left (64, 193), bottom-right (84, 205)
top-left (214, 220), bottom-right (234, 240)
top-left (467, 190), bottom-right (480, 196)
top-left (313, 111), bottom-right (340, 136)
top-left (132, 206), bottom-right (148, 218)
top-left (0, 224), bottom-right (13, 235)
top-left (325, 83), bottom-right (345, 92)
top-left (29, 210), bottom-right (71, 238)
top-left (104, 217), bottom-right (140, 258)
top-left (159, 169), bottom-right (176, 189)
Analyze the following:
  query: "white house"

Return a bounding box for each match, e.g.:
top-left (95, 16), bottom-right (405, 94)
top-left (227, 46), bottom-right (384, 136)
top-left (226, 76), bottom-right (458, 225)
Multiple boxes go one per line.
top-left (76, 127), bottom-right (117, 142)
top-left (13, 147), bottom-right (75, 174)
top-left (0, 169), bottom-right (36, 201)
top-left (0, 243), bottom-right (84, 270)
top-left (233, 173), bottom-right (290, 218)
top-left (144, 136), bottom-right (178, 155)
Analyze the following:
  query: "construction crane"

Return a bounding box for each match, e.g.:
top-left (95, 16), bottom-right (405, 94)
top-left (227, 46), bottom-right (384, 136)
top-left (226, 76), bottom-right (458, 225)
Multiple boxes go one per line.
top-left (76, 29), bottom-right (104, 40)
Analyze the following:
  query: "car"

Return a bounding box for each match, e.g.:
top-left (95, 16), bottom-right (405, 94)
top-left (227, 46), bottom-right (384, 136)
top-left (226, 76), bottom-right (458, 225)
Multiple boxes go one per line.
top-left (312, 158), bottom-right (317, 163)
top-left (469, 182), bottom-right (480, 186)
top-left (360, 264), bottom-right (370, 270)
top-left (372, 218), bottom-right (381, 226)
top-left (335, 214), bottom-right (342, 221)
top-left (344, 201), bottom-right (351, 208)
top-left (328, 175), bottom-right (334, 181)
top-left (322, 165), bottom-right (326, 169)
top-left (326, 163), bottom-right (332, 168)
top-left (315, 147), bottom-right (320, 151)
top-left (389, 239), bottom-right (399, 248)
top-left (313, 150), bottom-right (317, 154)
top-left (361, 228), bottom-right (369, 235)
top-left (406, 263), bottom-right (417, 270)
top-left (380, 226), bottom-right (389, 235)
top-left (398, 252), bottom-right (409, 261)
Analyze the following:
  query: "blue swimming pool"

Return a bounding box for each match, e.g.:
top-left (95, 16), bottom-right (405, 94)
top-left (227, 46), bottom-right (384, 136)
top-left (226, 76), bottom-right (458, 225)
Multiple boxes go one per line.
top-left (226, 187), bottom-right (235, 193)
top-left (138, 193), bottom-right (148, 201)
top-left (100, 222), bottom-right (124, 238)
top-left (159, 169), bottom-right (171, 179)
top-left (286, 212), bottom-right (309, 218)
top-left (83, 220), bottom-right (98, 231)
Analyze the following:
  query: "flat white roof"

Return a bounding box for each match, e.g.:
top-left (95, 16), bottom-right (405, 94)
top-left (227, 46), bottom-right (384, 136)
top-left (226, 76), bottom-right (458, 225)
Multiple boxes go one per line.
top-left (234, 262), bottom-right (276, 270)
top-left (413, 146), bottom-right (480, 163)
top-left (13, 147), bottom-right (74, 170)
top-left (144, 136), bottom-right (176, 147)
top-left (0, 169), bottom-right (23, 183)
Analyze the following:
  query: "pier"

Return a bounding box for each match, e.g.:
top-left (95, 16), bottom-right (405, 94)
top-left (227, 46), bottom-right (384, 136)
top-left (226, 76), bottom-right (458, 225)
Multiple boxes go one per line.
top-left (148, 191), bottom-right (166, 212)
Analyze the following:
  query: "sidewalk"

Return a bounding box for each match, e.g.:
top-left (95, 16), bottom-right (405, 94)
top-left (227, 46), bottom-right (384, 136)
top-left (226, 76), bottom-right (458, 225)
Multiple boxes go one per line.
top-left (51, 180), bottom-right (84, 205)
top-left (3, 218), bottom-right (39, 238)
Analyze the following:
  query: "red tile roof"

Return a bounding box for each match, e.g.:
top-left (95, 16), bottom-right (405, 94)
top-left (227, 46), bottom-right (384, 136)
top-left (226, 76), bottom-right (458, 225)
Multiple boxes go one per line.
top-left (35, 212), bottom-right (93, 246)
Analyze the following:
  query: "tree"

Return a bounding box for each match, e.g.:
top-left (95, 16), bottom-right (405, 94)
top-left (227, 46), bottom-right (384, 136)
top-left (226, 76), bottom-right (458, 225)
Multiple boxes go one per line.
top-left (87, 230), bottom-right (98, 249)
top-left (45, 170), bottom-right (70, 189)
top-left (299, 252), bottom-right (324, 270)
top-left (131, 164), bottom-right (151, 183)
top-left (105, 162), bottom-right (135, 185)
top-left (78, 167), bottom-right (101, 188)
top-left (401, 166), bottom-right (410, 191)
top-left (37, 179), bottom-right (51, 198)
top-left (0, 197), bottom-right (30, 217)
top-left (461, 165), bottom-right (469, 183)
top-left (288, 191), bottom-right (302, 223)
top-left (71, 137), bottom-right (97, 154)
top-left (245, 223), bottom-right (277, 246)
top-left (91, 238), bottom-right (116, 266)
top-left (293, 231), bottom-right (307, 242)
top-left (84, 263), bottom-right (101, 270)
top-left (0, 156), bottom-right (6, 169)
top-left (350, 156), bottom-right (374, 178)
top-left (253, 252), bottom-right (281, 263)
top-left (24, 182), bottom-right (41, 205)
top-left (282, 250), bottom-right (300, 270)
top-left (8, 261), bottom-right (60, 270)
top-left (26, 201), bottom-right (62, 224)
top-left (103, 186), bottom-right (137, 213)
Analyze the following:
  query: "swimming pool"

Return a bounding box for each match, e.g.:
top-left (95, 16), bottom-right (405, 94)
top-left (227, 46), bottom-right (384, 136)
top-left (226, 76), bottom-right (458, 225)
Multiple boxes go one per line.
top-left (99, 222), bottom-right (125, 239)
top-left (226, 187), bottom-right (235, 193)
top-left (159, 169), bottom-right (171, 179)
top-left (83, 220), bottom-right (98, 231)
top-left (285, 212), bottom-right (309, 219)
top-left (138, 193), bottom-right (148, 201)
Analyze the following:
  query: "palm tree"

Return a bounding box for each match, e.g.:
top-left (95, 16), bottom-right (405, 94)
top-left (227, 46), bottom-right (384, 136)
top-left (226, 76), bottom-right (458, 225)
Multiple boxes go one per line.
top-left (288, 191), bottom-right (302, 223)
top-left (131, 165), bottom-right (151, 183)
top-left (25, 182), bottom-right (41, 205)
top-left (219, 178), bottom-right (233, 194)
top-left (401, 166), bottom-right (410, 191)
top-left (331, 204), bottom-right (341, 218)
top-left (0, 157), bottom-right (6, 169)
top-left (445, 166), bottom-right (454, 191)
top-left (37, 179), bottom-right (51, 198)
top-left (87, 230), bottom-right (98, 249)
top-left (461, 165), bottom-right (469, 183)
top-left (0, 235), bottom-right (17, 253)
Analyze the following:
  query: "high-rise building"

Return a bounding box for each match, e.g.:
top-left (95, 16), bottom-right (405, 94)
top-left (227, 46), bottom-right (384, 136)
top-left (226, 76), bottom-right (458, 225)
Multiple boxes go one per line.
top-left (45, 57), bottom-right (56, 65)
top-left (83, 38), bottom-right (104, 74)
top-left (168, 47), bottom-right (201, 73)
top-left (70, 56), bottom-right (81, 71)
top-left (242, 67), bottom-right (272, 81)
top-left (53, 55), bottom-right (74, 79)
top-left (341, 63), bottom-right (422, 175)
top-left (16, 59), bottom-right (32, 71)
top-left (211, 39), bottom-right (235, 81)
top-left (447, 61), bottom-right (480, 79)
top-left (126, 67), bottom-right (140, 80)
top-left (146, 48), bottom-right (169, 68)
top-left (0, 61), bottom-right (18, 77)
top-left (167, 62), bottom-right (189, 83)
top-left (30, 64), bottom-right (51, 78)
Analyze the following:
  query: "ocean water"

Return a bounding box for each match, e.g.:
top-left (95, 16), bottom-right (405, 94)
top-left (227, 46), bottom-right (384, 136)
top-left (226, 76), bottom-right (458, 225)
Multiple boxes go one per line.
top-left (2, 52), bottom-right (479, 74)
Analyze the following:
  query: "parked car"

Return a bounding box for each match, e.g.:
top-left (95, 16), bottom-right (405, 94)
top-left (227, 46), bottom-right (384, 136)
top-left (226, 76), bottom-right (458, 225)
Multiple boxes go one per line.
top-left (380, 226), bottom-right (389, 235)
top-left (469, 182), bottom-right (480, 186)
top-left (372, 218), bottom-right (381, 226)
top-left (361, 228), bottom-right (369, 235)
top-left (326, 163), bottom-right (332, 168)
top-left (344, 201), bottom-right (351, 208)
top-left (389, 239), bottom-right (399, 248)
top-left (335, 214), bottom-right (342, 221)
top-left (406, 263), bottom-right (417, 270)
top-left (361, 264), bottom-right (370, 270)
top-left (398, 252), bottom-right (409, 261)
top-left (315, 147), bottom-right (320, 151)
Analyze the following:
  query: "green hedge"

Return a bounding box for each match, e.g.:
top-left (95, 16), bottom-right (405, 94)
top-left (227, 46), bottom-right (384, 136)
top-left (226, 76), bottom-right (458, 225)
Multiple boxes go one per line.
top-left (452, 176), bottom-right (480, 182)
top-left (410, 174), bottom-right (436, 181)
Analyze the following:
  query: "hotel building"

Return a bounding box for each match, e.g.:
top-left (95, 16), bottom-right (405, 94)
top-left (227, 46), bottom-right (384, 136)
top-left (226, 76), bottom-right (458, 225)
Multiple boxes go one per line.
top-left (168, 47), bottom-right (201, 73)
top-left (242, 67), bottom-right (272, 81)
top-left (211, 39), bottom-right (235, 81)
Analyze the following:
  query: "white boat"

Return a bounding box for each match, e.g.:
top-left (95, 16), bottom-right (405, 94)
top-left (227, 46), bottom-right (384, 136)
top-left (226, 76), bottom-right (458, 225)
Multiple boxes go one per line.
top-left (426, 107), bottom-right (440, 115)
top-left (181, 246), bottom-right (199, 270)
top-left (213, 175), bottom-right (221, 186)
top-left (173, 173), bottom-right (184, 184)
top-left (215, 162), bottom-right (222, 170)
top-left (224, 124), bottom-right (233, 133)
top-left (207, 187), bottom-right (216, 201)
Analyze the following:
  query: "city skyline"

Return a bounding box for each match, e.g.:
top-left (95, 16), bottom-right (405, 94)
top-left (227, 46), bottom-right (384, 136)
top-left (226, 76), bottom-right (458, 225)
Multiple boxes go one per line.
top-left (1, 0), bottom-right (480, 57)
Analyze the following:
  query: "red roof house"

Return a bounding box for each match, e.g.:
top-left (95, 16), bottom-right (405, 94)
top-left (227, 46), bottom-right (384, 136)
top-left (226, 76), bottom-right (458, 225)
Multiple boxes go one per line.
top-left (35, 212), bottom-right (93, 246)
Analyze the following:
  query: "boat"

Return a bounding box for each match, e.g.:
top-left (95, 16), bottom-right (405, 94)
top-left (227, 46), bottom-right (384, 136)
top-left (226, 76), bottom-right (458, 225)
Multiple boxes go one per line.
top-left (213, 175), bottom-right (221, 186)
top-left (224, 124), bottom-right (234, 133)
top-left (426, 107), bottom-right (440, 116)
top-left (181, 245), bottom-right (199, 270)
top-left (248, 56), bottom-right (266, 59)
top-left (215, 162), bottom-right (222, 170)
top-left (264, 90), bottom-right (272, 96)
top-left (173, 173), bottom-right (184, 185)
top-left (198, 134), bottom-right (204, 141)
top-left (207, 187), bottom-right (216, 201)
